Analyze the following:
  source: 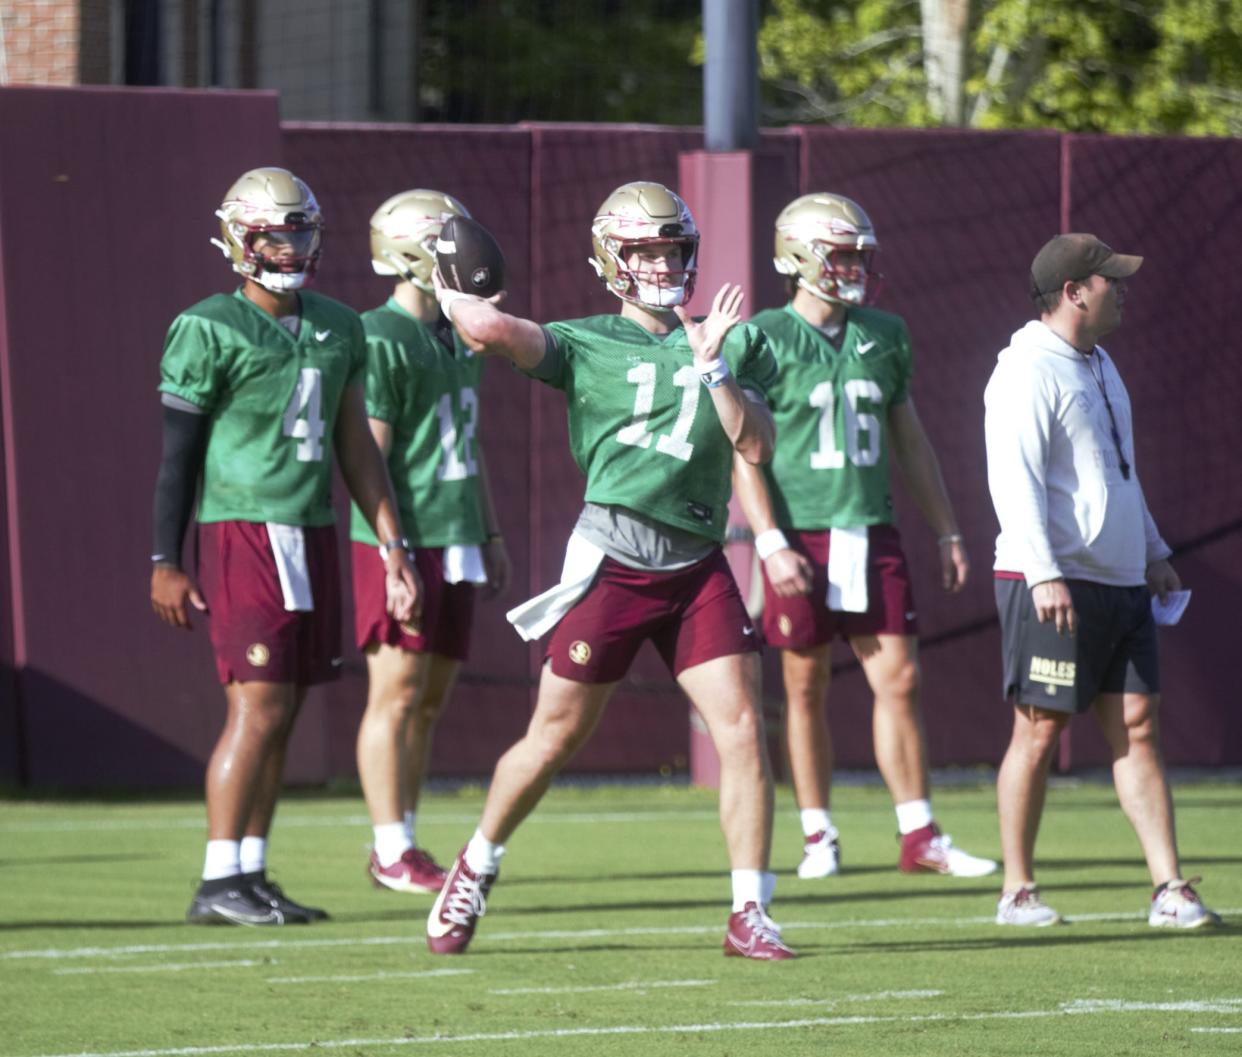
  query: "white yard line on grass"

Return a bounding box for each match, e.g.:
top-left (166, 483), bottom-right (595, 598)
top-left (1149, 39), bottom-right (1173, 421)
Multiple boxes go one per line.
top-left (736, 989), bottom-right (943, 1007)
top-left (53, 960), bottom-right (266, 975)
top-left (19, 999), bottom-right (1242, 1057)
top-left (5, 909), bottom-right (1239, 962)
top-left (488, 978), bottom-right (714, 995)
top-left (267, 968), bottom-right (473, 984)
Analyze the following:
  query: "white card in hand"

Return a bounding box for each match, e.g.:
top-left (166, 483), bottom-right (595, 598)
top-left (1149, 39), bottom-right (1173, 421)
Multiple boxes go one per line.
top-left (1151, 589), bottom-right (1191, 626)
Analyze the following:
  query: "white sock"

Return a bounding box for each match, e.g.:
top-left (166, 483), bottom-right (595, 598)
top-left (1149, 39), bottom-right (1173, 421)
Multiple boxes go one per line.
top-left (239, 836), bottom-right (267, 875)
top-left (202, 839), bottom-right (241, 881)
top-left (800, 808), bottom-right (833, 838)
top-left (731, 868), bottom-right (763, 912)
top-left (404, 810), bottom-right (417, 845)
top-left (374, 821), bottom-right (412, 867)
top-left (895, 799), bottom-right (934, 835)
top-left (759, 870), bottom-right (777, 908)
top-left (464, 828), bottom-right (505, 875)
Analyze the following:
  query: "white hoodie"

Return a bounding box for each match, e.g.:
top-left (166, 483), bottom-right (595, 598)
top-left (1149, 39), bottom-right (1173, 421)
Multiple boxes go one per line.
top-left (983, 319), bottom-right (1170, 587)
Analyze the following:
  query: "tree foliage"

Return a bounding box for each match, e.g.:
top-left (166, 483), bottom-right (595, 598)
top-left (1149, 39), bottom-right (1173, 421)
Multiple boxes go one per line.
top-left (758, 0), bottom-right (1242, 134)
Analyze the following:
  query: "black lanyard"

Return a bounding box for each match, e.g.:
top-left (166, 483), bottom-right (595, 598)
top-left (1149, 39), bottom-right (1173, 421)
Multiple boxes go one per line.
top-left (1084, 350), bottom-right (1131, 480)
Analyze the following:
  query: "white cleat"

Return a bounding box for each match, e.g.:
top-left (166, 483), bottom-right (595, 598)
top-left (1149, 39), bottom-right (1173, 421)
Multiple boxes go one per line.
top-left (996, 884), bottom-right (1063, 926)
top-left (1148, 878), bottom-right (1221, 929)
top-left (797, 827), bottom-right (842, 879)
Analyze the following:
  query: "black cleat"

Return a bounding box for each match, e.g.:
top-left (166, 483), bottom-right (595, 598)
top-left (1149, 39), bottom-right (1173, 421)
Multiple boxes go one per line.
top-left (187, 879), bottom-right (286, 926)
top-left (245, 872), bottom-right (329, 923)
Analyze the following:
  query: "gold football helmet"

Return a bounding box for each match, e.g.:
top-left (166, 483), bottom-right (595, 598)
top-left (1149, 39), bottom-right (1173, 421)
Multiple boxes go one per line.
top-left (773, 193), bottom-right (879, 305)
top-left (589, 181), bottom-right (699, 308)
top-left (212, 167), bottom-right (323, 292)
top-left (370, 189), bottom-right (471, 292)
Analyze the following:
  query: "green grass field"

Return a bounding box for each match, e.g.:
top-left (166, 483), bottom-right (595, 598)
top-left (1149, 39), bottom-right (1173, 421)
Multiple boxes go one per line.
top-left (1, 778), bottom-right (1238, 1057)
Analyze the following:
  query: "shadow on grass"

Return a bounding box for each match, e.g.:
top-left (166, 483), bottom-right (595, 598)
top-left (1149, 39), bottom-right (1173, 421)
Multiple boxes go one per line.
top-left (0, 919), bottom-right (189, 932)
top-left (0, 853), bottom-right (163, 868)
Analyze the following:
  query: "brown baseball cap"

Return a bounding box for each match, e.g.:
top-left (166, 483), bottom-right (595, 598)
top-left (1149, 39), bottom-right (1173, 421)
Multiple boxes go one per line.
top-left (1030, 233), bottom-right (1143, 298)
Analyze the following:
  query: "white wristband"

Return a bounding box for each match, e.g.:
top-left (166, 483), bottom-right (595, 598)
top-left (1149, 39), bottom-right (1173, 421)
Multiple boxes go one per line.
top-left (437, 288), bottom-right (475, 322)
top-left (755, 528), bottom-right (791, 561)
top-left (697, 357), bottom-right (731, 389)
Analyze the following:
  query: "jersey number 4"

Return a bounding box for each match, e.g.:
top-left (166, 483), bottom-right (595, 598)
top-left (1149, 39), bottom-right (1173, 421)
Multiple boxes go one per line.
top-left (809, 379), bottom-right (882, 468)
top-left (283, 367), bottom-right (326, 462)
top-left (616, 362), bottom-right (699, 462)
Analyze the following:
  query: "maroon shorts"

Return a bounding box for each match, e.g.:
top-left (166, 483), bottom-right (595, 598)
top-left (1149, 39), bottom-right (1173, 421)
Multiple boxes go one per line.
top-left (350, 542), bottom-right (475, 662)
top-left (546, 549), bottom-right (759, 684)
top-left (197, 521), bottom-right (342, 686)
top-left (761, 525), bottom-right (918, 649)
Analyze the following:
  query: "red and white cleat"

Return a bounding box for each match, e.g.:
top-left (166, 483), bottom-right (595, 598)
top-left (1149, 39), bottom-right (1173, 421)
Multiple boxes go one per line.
top-left (426, 848), bottom-right (497, 954)
top-left (723, 902), bottom-right (797, 961)
top-left (900, 823), bottom-right (997, 877)
top-left (368, 847), bottom-right (449, 894)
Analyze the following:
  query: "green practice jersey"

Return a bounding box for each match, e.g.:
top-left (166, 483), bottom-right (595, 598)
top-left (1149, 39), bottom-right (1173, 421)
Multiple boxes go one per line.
top-left (349, 299), bottom-right (487, 548)
top-left (751, 303), bottom-right (913, 529)
top-left (537, 315), bottom-right (777, 542)
top-left (159, 288), bottom-right (366, 526)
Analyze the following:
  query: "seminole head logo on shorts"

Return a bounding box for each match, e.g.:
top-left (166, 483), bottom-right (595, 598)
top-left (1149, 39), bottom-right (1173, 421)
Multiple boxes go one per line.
top-left (246, 643), bottom-right (271, 668)
top-left (778, 615), bottom-right (793, 638)
top-left (568, 640), bottom-right (592, 666)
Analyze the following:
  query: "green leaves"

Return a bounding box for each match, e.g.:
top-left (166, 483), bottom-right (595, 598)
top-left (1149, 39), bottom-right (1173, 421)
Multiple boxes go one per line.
top-left (758, 0), bottom-right (1242, 133)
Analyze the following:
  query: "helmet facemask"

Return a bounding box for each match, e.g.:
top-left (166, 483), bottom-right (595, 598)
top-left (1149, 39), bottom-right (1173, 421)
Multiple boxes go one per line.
top-left (803, 242), bottom-right (879, 306)
top-left (238, 222), bottom-right (322, 292)
top-left (607, 235), bottom-right (699, 309)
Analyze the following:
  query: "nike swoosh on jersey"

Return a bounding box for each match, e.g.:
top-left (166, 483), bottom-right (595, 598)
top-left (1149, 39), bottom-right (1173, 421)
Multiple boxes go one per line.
top-left (315, 329), bottom-right (332, 341)
top-left (857, 340), bottom-right (876, 355)
top-left (742, 626), bottom-right (756, 635)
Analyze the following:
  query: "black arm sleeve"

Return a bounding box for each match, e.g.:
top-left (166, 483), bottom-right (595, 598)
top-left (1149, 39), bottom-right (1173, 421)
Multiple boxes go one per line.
top-left (151, 404), bottom-right (210, 567)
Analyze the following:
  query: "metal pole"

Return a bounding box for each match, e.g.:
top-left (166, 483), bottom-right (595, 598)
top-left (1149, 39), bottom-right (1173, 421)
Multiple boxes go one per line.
top-left (703, 0), bottom-right (758, 151)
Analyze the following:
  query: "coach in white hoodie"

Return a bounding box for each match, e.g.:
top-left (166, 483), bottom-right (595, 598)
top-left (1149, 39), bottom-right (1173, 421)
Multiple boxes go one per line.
top-left (983, 233), bottom-right (1218, 930)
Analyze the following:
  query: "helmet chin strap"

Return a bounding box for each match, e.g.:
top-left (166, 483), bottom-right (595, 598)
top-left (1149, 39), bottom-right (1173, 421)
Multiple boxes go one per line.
top-left (634, 280), bottom-right (687, 309)
top-left (799, 275), bottom-right (866, 306)
top-left (256, 270), bottom-right (309, 293)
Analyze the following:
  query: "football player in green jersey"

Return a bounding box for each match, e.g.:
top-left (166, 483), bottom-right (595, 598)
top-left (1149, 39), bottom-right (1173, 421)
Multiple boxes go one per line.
top-left (150, 167), bottom-right (420, 926)
top-left (351, 190), bottom-right (510, 896)
top-left (735, 192), bottom-right (996, 881)
top-left (424, 182), bottom-right (794, 960)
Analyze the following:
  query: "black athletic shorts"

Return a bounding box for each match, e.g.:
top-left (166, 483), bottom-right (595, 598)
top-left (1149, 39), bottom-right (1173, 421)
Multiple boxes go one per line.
top-left (995, 576), bottom-right (1159, 714)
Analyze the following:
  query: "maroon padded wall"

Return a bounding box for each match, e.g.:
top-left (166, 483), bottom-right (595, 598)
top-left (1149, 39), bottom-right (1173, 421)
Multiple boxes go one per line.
top-left (796, 128), bottom-right (1065, 769)
top-left (281, 124), bottom-right (536, 776)
top-left (0, 86), bottom-right (282, 787)
top-left (1054, 135), bottom-right (1242, 766)
top-left (2, 91), bottom-right (1239, 790)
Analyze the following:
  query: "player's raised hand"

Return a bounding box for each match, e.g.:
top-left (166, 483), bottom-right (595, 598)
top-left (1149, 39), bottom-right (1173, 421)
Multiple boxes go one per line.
top-left (677, 283), bottom-right (745, 365)
top-left (150, 565), bottom-right (208, 630)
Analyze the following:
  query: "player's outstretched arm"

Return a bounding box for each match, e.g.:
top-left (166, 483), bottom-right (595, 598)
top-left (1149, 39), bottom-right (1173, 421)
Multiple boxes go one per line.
top-left (335, 385), bottom-right (422, 625)
top-left (434, 270), bottom-right (546, 370)
top-left (888, 398), bottom-right (968, 592)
